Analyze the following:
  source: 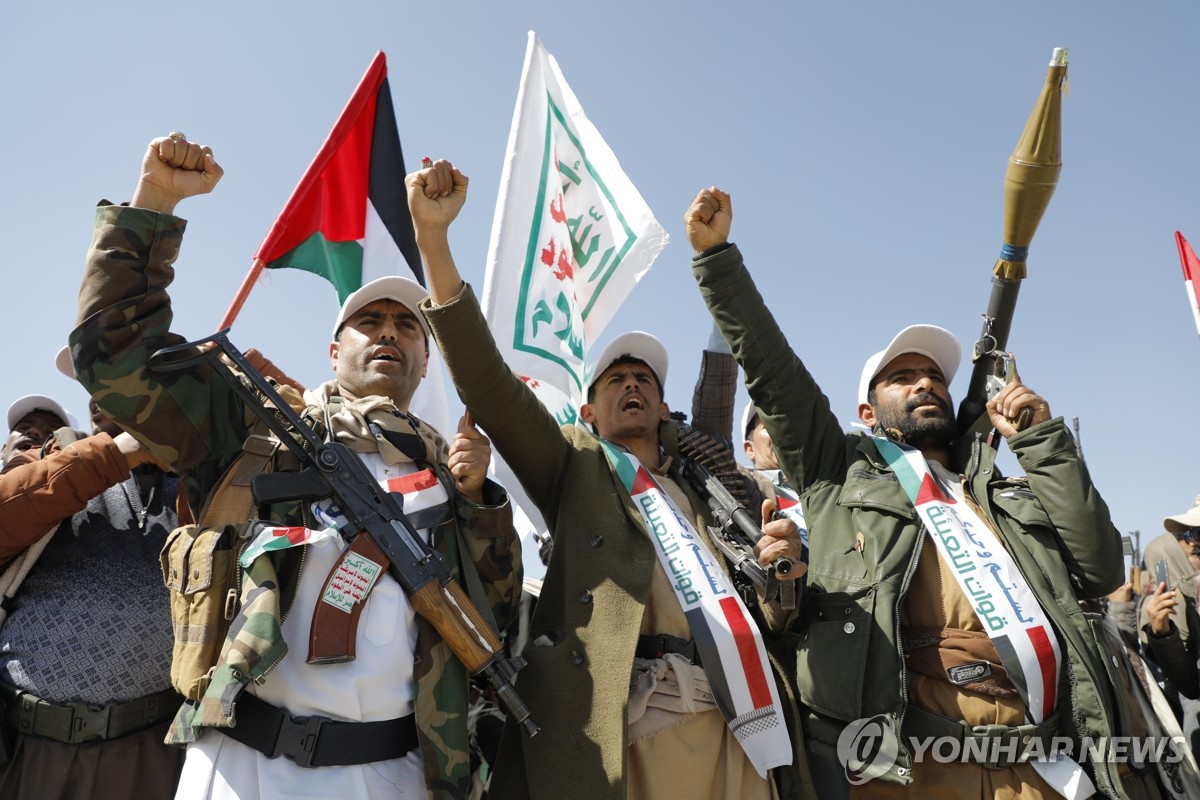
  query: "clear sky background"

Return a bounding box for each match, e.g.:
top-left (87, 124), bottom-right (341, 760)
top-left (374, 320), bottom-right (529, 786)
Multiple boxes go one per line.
top-left (4, 2), bottom-right (1198, 565)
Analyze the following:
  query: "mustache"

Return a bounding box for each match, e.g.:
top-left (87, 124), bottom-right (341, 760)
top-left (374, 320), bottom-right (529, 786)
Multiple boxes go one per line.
top-left (370, 345), bottom-right (407, 363)
top-left (906, 392), bottom-right (951, 415)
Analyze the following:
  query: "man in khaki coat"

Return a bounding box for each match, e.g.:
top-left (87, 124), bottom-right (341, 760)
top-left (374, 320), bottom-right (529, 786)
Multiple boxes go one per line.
top-left (409, 159), bottom-right (811, 799)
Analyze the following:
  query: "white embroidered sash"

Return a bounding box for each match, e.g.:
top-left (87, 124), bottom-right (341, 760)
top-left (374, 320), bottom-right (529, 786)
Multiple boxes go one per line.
top-left (601, 441), bottom-right (791, 778)
top-left (873, 437), bottom-right (1094, 798)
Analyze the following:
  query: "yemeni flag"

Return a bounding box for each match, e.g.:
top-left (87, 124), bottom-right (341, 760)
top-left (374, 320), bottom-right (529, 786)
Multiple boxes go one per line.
top-left (601, 441), bottom-right (791, 776)
top-left (1175, 231), bottom-right (1200, 336)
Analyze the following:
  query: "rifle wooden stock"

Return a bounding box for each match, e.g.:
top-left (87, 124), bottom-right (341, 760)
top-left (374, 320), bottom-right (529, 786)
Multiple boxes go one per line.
top-left (409, 580), bottom-right (503, 673)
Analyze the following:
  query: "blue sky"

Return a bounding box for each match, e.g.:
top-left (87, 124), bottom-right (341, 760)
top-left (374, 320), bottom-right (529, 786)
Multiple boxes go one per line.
top-left (4, 2), bottom-right (1199, 564)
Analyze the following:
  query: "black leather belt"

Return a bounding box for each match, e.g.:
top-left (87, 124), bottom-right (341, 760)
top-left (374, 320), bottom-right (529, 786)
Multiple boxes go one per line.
top-left (903, 705), bottom-right (1060, 770)
top-left (635, 634), bottom-right (702, 666)
top-left (220, 692), bottom-right (418, 768)
top-left (3, 686), bottom-right (181, 745)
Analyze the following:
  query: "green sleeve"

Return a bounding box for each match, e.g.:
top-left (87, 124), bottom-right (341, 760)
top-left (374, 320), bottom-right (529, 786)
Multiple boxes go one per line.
top-left (453, 479), bottom-right (522, 633)
top-left (421, 286), bottom-right (570, 523)
top-left (70, 203), bottom-right (248, 508)
top-left (691, 243), bottom-right (849, 492)
top-left (1009, 418), bottom-right (1125, 599)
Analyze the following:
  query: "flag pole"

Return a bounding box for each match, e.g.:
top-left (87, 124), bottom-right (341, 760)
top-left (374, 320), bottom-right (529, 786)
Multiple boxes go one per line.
top-left (217, 258), bottom-right (266, 330)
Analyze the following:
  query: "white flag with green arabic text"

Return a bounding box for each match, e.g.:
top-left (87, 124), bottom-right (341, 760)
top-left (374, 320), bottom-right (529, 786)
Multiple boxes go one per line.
top-left (482, 31), bottom-right (669, 427)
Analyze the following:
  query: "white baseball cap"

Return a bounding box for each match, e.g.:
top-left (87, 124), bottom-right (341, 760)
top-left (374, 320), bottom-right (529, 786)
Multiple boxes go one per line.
top-left (7, 395), bottom-right (77, 432)
top-left (587, 332), bottom-right (668, 391)
top-left (55, 345), bottom-right (74, 379)
top-left (857, 324), bottom-right (962, 406)
top-left (740, 403), bottom-right (760, 441)
top-left (1164, 496), bottom-right (1200, 534)
top-left (332, 276), bottom-right (430, 341)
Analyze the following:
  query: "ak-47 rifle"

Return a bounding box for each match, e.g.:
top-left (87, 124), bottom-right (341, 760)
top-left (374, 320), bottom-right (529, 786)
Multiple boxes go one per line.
top-left (956, 48), bottom-right (1068, 446)
top-left (675, 418), bottom-right (796, 610)
top-left (149, 329), bottom-right (538, 737)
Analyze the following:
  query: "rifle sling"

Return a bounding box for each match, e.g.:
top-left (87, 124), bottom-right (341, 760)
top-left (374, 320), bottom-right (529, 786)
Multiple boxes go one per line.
top-left (436, 464), bottom-right (500, 638)
top-left (199, 421), bottom-right (278, 529)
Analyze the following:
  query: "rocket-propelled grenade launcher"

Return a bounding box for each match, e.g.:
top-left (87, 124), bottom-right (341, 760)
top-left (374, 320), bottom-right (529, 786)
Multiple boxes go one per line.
top-left (956, 47), bottom-right (1067, 443)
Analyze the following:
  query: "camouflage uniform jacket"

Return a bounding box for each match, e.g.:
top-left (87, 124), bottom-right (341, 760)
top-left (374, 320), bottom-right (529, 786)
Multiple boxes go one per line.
top-left (70, 203), bottom-right (520, 800)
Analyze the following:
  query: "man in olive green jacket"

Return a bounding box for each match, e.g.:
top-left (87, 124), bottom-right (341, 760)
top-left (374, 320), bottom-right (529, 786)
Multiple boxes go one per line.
top-left (686, 187), bottom-right (1127, 799)
top-left (409, 160), bottom-right (812, 799)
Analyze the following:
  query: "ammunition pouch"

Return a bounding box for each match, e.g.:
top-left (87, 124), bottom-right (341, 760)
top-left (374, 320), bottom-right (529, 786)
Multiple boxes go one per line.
top-left (161, 521), bottom-right (253, 700)
top-left (160, 425), bottom-right (281, 701)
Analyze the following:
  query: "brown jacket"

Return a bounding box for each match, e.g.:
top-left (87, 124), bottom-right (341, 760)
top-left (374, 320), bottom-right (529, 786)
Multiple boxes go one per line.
top-left (0, 433), bottom-right (128, 562)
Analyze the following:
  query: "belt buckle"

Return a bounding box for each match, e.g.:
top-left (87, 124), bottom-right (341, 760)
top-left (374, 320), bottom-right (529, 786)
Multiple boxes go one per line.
top-left (649, 635), bottom-right (670, 659)
top-left (968, 722), bottom-right (1024, 770)
top-left (69, 703), bottom-right (112, 744)
top-left (271, 712), bottom-right (330, 768)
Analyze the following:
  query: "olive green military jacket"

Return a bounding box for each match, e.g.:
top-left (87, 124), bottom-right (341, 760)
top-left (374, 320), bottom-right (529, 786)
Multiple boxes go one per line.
top-left (70, 204), bottom-right (520, 800)
top-left (692, 243), bottom-right (1128, 797)
top-left (422, 286), bottom-right (811, 800)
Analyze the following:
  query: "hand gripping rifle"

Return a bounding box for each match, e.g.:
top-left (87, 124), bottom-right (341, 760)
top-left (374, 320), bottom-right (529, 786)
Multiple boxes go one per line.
top-left (956, 47), bottom-right (1067, 447)
top-left (149, 329), bottom-right (539, 737)
top-left (674, 418), bottom-right (796, 610)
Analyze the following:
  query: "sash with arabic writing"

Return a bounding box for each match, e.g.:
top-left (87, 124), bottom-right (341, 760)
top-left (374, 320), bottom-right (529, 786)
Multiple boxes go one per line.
top-left (873, 437), bottom-right (1094, 798)
top-left (600, 442), bottom-right (791, 778)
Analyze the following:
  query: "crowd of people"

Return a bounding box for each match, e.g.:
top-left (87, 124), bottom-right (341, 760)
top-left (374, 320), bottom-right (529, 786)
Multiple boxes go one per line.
top-left (0, 133), bottom-right (1199, 800)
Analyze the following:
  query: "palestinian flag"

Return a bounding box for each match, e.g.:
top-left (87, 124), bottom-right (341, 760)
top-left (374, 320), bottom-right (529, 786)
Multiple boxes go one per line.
top-left (223, 50), bottom-right (452, 435)
top-left (240, 525), bottom-right (339, 568)
top-left (1176, 231), bottom-right (1200, 337)
top-left (253, 50), bottom-right (421, 303)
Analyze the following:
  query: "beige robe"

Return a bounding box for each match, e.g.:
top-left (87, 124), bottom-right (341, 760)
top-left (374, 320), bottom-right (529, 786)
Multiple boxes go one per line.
top-left (625, 466), bottom-right (777, 800)
top-left (856, 535), bottom-right (1056, 799)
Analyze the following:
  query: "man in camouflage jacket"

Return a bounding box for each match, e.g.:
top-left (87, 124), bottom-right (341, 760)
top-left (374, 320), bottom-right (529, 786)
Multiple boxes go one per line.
top-left (69, 135), bottom-right (520, 800)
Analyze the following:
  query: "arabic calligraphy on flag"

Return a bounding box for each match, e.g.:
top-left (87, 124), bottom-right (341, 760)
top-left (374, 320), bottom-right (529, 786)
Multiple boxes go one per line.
top-left (482, 31), bottom-right (668, 425)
